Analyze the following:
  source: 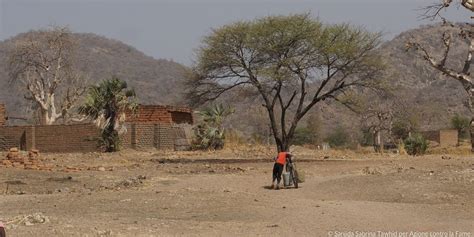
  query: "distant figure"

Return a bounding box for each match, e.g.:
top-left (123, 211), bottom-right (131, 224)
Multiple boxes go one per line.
top-left (271, 151), bottom-right (292, 190)
top-left (0, 221), bottom-right (6, 237)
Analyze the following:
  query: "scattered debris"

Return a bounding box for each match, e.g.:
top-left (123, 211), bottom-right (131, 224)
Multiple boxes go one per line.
top-left (62, 166), bottom-right (83, 172)
top-left (113, 175), bottom-right (147, 189)
top-left (96, 229), bottom-right (113, 236)
top-left (86, 166), bottom-right (114, 172)
top-left (47, 176), bottom-right (74, 183)
top-left (5, 213), bottom-right (49, 229)
top-left (5, 180), bottom-right (27, 185)
top-left (362, 166), bottom-right (382, 175)
top-left (0, 148), bottom-right (53, 171)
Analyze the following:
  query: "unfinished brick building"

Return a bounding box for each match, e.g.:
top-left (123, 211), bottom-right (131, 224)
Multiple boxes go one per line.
top-left (0, 104), bottom-right (194, 152)
top-left (123, 105), bottom-right (194, 150)
top-left (422, 129), bottom-right (459, 147)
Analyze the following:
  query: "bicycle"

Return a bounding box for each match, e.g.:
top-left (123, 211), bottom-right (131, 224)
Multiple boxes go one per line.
top-left (285, 157), bottom-right (298, 189)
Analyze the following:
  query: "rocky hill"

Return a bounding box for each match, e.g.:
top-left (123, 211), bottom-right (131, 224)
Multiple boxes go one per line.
top-left (0, 24), bottom-right (471, 140)
top-left (0, 32), bottom-right (189, 120)
top-left (222, 23), bottom-right (473, 142)
top-left (379, 23), bottom-right (471, 129)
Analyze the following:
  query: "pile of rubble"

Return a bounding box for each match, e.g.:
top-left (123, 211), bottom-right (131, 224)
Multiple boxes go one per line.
top-left (0, 148), bottom-right (53, 171)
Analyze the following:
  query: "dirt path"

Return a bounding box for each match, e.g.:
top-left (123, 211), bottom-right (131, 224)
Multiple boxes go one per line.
top-left (1, 154), bottom-right (473, 236)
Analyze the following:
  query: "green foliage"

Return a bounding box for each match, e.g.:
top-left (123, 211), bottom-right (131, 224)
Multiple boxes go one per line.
top-left (190, 13), bottom-right (384, 152)
top-left (292, 115), bottom-right (321, 146)
top-left (392, 116), bottom-right (419, 140)
top-left (451, 114), bottom-right (470, 138)
top-left (292, 127), bottom-right (313, 145)
top-left (194, 104), bottom-right (234, 150)
top-left (78, 77), bottom-right (138, 152)
top-left (403, 134), bottom-right (428, 156)
top-left (360, 129), bottom-right (374, 146)
top-left (392, 120), bottom-right (411, 140)
top-left (325, 126), bottom-right (350, 148)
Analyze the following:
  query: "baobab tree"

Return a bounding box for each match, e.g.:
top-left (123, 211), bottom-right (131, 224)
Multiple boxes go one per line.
top-left (408, 0), bottom-right (474, 151)
top-left (8, 26), bottom-right (86, 125)
top-left (188, 14), bottom-right (385, 152)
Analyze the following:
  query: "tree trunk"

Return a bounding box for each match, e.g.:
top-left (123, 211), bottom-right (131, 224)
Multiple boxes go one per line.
top-left (373, 131), bottom-right (378, 152)
top-left (379, 131), bottom-right (385, 154)
top-left (470, 91), bottom-right (474, 152)
top-left (280, 140), bottom-right (290, 152)
top-left (471, 118), bottom-right (474, 152)
top-left (41, 109), bottom-right (54, 125)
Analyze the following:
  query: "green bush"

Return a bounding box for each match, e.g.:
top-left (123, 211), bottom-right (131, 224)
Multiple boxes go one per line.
top-left (451, 114), bottom-right (471, 139)
top-left (292, 127), bottom-right (314, 145)
top-left (403, 134), bottom-right (428, 156)
top-left (193, 104), bottom-right (233, 150)
top-left (325, 126), bottom-right (349, 148)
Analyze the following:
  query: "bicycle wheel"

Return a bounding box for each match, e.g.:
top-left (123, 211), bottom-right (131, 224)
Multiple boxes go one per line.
top-left (290, 167), bottom-right (298, 189)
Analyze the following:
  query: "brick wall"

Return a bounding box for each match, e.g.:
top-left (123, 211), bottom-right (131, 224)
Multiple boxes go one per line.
top-left (0, 126), bottom-right (32, 151)
top-left (439, 129), bottom-right (458, 147)
top-left (34, 124), bottom-right (100, 152)
top-left (135, 124), bottom-right (155, 148)
top-left (156, 124), bottom-right (174, 150)
top-left (421, 131), bottom-right (440, 143)
top-left (0, 104), bottom-right (5, 126)
top-left (127, 105), bottom-right (173, 124)
top-left (125, 123), bottom-right (175, 150)
top-left (0, 103), bottom-right (192, 152)
top-left (120, 123), bottom-right (133, 149)
top-left (421, 129), bottom-right (458, 147)
top-left (0, 124), bottom-right (100, 152)
top-left (126, 105), bottom-right (193, 125)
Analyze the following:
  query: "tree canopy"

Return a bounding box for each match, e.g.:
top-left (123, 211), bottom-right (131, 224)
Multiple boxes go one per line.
top-left (189, 14), bottom-right (385, 152)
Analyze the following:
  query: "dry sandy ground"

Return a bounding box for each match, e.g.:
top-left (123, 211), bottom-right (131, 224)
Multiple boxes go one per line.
top-left (0, 148), bottom-right (473, 237)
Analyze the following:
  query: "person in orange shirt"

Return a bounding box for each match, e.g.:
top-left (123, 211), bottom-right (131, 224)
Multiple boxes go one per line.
top-left (0, 221), bottom-right (5, 237)
top-left (271, 151), bottom-right (292, 190)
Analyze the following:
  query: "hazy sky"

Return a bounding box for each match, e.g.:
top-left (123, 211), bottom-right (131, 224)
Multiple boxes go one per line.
top-left (0, 0), bottom-right (471, 65)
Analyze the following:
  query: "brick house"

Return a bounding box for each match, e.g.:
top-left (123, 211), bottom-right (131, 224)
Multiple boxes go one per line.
top-left (421, 129), bottom-right (459, 147)
top-left (123, 105), bottom-right (194, 150)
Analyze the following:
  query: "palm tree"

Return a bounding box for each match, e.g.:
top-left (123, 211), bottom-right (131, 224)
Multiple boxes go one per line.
top-left (79, 77), bottom-right (137, 152)
top-left (195, 104), bottom-right (234, 150)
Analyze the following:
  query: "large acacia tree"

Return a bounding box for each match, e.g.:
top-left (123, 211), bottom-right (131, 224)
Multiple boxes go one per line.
top-left (188, 14), bottom-right (384, 152)
top-left (408, 0), bottom-right (474, 151)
